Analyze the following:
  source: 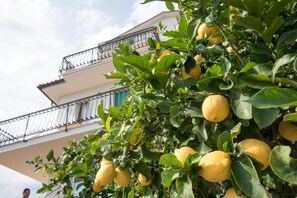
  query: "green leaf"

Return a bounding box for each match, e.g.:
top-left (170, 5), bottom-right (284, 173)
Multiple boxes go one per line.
top-left (159, 154), bottom-right (183, 168)
top-left (161, 170), bottom-right (180, 187)
top-left (231, 92), bottom-right (252, 120)
top-left (197, 142), bottom-right (212, 154)
top-left (184, 106), bottom-right (203, 118)
top-left (172, 78), bottom-right (198, 92)
top-left (220, 58), bottom-right (231, 75)
top-left (135, 161), bottom-right (151, 179)
top-left (249, 87), bottom-right (297, 108)
top-left (261, 16), bottom-right (284, 43)
top-left (270, 146), bottom-right (297, 184)
top-left (248, 43), bottom-right (272, 63)
top-left (253, 108), bottom-right (279, 129)
top-left (272, 53), bottom-right (296, 82)
top-left (165, 1), bottom-right (175, 11)
top-left (231, 122), bottom-right (241, 138)
top-left (242, 0), bottom-right (265, 17)
top-left (197, 78), bottom-right (228, 94)
top-left (120, 55), bottom-right (152, 73)
top-left (108, 106), bottom-right (122, 119)
top-left (232, 156), bottom-right (269, 198)
top-left (162, 39), bottom-right (187, 49)
top-left (179, 15), bottom-right (188, 37)
top-left (184, 153), bottom-right (202, 167)
top-left (176, 176), bottom-right (194, 198)
top-left (187, 17), bottom-right (200, 40)
top-left (155, 54), bottom-right (182, 73)
top-left (170, 184), bottom-right (181, 198)
top-left (277, 29), bottom-right (297, 48)
top-left (105, 72), bottom-right (128, 79)
top-left (264, 0), bottom-right (293, 27)
top-left (112, 54), bottom-right (126, 73)
top-left (284, 112), bottom-right (297, 122)
top-left (239, 74), bottom-right (273, 89)
top-left (235, 16), bottom-right (263, 33)
top-left (46, 150), bottom-right (54, 161)
top-left (142, 144), bottom-right (163, 161)
top-left (221, 0), bottom-right (245, 10)
top-left (97, 103), bottom-right (106, 123)
top-left (217, 131), bottom-right (234, 153)
top-left (158, 100), bottom-right (174, 113)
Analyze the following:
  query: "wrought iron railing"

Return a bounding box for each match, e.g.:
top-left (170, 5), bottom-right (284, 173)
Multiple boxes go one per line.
top-left (0, 87), bottom-right (129, 147)
top-left (59, 26), bottom-right (159, 73)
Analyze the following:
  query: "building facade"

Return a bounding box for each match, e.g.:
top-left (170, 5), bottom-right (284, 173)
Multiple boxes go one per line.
top-left (0, 11), bottom-right (179, 197)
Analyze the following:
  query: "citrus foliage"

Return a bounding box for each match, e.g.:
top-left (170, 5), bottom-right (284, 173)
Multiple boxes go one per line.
top-left (28, 0), bottom-right (297, 197)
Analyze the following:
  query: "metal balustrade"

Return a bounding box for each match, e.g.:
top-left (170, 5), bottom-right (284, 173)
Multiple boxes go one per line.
top-left (0, 87), bottom-right (129, 147)
top-left (59, 26), bottom-right (159, 73)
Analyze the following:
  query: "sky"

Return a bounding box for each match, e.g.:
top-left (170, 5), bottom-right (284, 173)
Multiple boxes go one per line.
top-left (0, 0), bottom-right (170, 197)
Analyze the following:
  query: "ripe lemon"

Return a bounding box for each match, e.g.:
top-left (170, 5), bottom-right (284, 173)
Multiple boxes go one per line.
top-left (199, 151), bottom-right (231, 182)
top-left (239, 139), bottom-right (271, 170)
top-left (207, 36), bottom-right (223, 46)
top-left (196, 23), bottom-right (207, 40)
top-left (92, 180), bottom-right (103, 192)
top-left (202, 95), bottom-right (230, 122)
top-left (101, 158), bottom-right (113, 167)
top-left (278, 121), bottom-right (297, 141)
top-left (224, 188), bottom-right (244, 198)
top-left (157, 49), bottom-right (173, 62)
top-left (138, 173), bottom-right (152, 186)
top-left (114, 167), bottom-right (131, 187)
top-left (174, 147), bottom-right (196, 167)
top-left (182, 55), bottom-right (202, 80)
top-left (96, 164), bottom-right (116, 186)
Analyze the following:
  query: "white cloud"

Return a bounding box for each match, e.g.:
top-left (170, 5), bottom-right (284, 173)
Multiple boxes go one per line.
top-left (129, 0), bottom-right (169, 24)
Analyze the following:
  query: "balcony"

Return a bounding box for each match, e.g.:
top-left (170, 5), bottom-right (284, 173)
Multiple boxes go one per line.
top-left (0, 87), bottom-right (129, 147)
top-left (59, 26), bottom-right (159, 73)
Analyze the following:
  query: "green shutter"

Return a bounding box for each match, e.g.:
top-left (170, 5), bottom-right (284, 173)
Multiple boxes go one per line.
top-left (114, 90), bottom-right (130, 107)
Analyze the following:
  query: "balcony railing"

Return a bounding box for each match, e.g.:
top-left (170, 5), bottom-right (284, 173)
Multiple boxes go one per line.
top-left (59, 26), bottom-right (159, 73)
top-left (0, 87), bottom-right (129, 147)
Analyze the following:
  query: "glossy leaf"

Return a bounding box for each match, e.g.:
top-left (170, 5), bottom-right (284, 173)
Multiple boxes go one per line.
top-left (120, 55), bottom-right (152, 73)
top-left (239, 74), bottom-right (273, 89)
top-left (155, 54), bottom-right (182, 73)
top-left (249, 87), bottom-right (297, 108)
top-left (284, 113), bottom-right (297, 122)
top-left (159, 154), bottom-right (183, 168)
top-left (272, 54), bottom-right (296, 82)
top-left (161, 170), bottom-right (180, 187)
top-left (176, 176), bottom-right (194, 198)
top-left (270, 146), bottom-right (297, 184)
top-left (47, 150), bottom-right (54, 161)
top-left (217, 130), bottom-right (234, 153)
top-left (231, 92), bottom-right (252, 120)
top-left (232, 156), bottom-right (269, 198)
top-left (253, 108), bottom-right (279, 129)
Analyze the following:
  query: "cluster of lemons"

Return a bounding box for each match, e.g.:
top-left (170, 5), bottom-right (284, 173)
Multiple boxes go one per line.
top-left (175, 138), bottom-right (271, 198)
top-left (93, 158), bottom-right (152, 193)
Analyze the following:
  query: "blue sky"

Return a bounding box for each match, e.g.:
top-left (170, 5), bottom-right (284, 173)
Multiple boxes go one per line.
top-left (0, 0), bottom-right (169, 197)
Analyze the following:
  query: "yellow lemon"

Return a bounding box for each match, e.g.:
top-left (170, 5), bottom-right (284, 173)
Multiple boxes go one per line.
top-left (224, 188), bottom-right (244, 198)
top-left (96, 164), bottom-right (116, 186)
top-left (114, 167), bottom-right (131, 187)
top-left (157, 49), bottom-right (173, 62)
top-left (174, 147), bottom-right (196, 167)
top-left (207, 36), bottom-right (223, 46)
top-left (196, 23), bottom-right (207, 40)
top-left (182, 54), bottom-right (202, 80)
top-left (239, 139), bottom-right (271, 170)
top-left (278, 121), bottom-right (297, 141)
top-left (199, 151), bottom-right (231, 182)
top-left (202, 95), bottom-right (230, 122)
top-left (92, 180), bottom-right (103, 193)
top-left (100, 158), bottom-right (113, 167)
top-left (138, 173), bottom-right (152, 186)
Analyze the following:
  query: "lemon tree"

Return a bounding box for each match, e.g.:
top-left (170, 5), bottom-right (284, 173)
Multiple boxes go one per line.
top-left (28, 0), bottom-right (297, 197)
